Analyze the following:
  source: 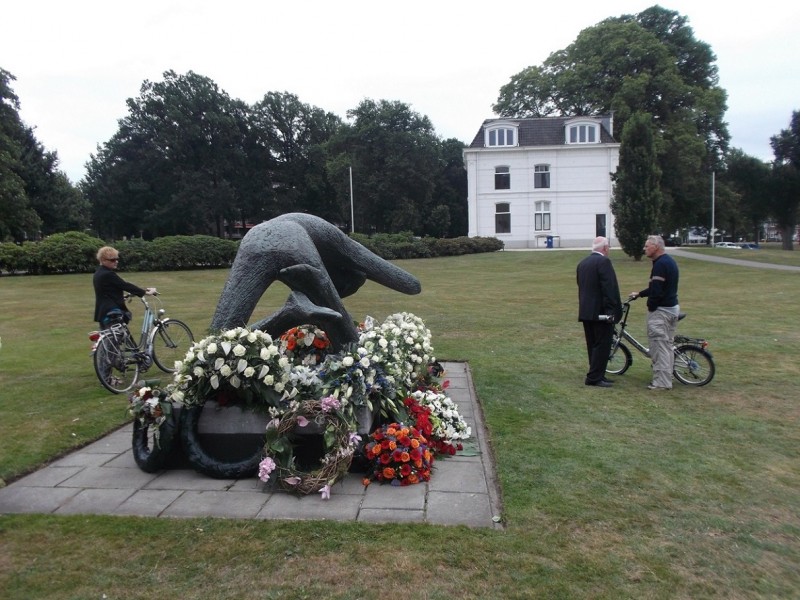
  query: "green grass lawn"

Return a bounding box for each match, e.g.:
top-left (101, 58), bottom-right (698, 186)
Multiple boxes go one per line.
top-left (1, 250), bottom-right (799, 599)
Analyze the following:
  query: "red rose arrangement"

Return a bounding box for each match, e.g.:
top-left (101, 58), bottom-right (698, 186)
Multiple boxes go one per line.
top-left (402, 395), bottom-right (463, 456)
top-left (363, 422), bottom-right (433, 486)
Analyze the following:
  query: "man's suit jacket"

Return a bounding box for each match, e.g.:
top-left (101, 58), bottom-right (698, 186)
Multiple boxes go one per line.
top-left (576, 252), bottom-right (622, 322)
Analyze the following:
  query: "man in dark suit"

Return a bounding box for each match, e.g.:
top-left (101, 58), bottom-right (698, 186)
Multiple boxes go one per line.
top-left (577, 237), bottom-right (623, 387)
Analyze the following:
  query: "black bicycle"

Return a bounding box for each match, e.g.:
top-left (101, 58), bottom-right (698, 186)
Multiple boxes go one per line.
top-left (89, 293), bottom-right (194, 393)
top-left (606, 297), bottom-right (715, 386)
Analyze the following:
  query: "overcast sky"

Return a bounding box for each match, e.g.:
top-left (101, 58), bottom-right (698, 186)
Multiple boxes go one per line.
top-left (3, 0), bottom-right (798, 183)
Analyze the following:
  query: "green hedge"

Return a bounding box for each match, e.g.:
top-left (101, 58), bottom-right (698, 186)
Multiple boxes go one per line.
top-left (351, 232), bottom-right (504, 259)
top-left (0, 230), bottom-right (502, 275)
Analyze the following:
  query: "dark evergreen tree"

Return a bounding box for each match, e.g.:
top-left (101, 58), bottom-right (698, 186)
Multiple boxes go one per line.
top-left (611, 112), bottom-right (662, 260)
top-left (720, 149), bottom-right (771, 243)
top-left (769, 110), bottom-right (800, 250)
top-left (250, 92), bottom-right (342, 222)
top-left (0, 68), bottom-right (87, 241)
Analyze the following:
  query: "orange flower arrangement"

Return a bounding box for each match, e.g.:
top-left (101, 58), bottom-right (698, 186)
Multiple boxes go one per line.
top-left (279, 324), bottom-right (331, 366)
top-left (363, 422), bottom-right (433, 486)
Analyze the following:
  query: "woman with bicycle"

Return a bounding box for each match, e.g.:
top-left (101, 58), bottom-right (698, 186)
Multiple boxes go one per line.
top-left (93, 246), bottom-right (157, 328)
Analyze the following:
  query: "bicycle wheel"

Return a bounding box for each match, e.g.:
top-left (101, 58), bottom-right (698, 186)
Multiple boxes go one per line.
top-left (606, 341), bottom-right (632, 375)
top-left (132, 409), bottom-right (177, 473)
top-left (152, 319), bottom-right (194, 373)
top-left (673, 344), bottom-right (715, 386)
top-left (93, 332), bottom-right (140, 393)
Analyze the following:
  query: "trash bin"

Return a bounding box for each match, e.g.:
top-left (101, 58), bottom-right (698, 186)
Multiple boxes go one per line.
top-left (545, 235), bottom-right (553, 249)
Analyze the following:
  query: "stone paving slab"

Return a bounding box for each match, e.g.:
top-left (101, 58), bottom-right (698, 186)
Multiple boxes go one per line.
top-left (0, 362), bottom-right (502, 528)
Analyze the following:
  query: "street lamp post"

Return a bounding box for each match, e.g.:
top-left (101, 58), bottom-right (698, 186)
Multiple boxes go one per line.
top-left (710, 171), bottom-right (716, 245)
top-left (349, 166), bottom-right (354, 234)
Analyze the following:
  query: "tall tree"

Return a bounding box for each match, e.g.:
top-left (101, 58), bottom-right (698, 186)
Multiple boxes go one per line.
top-left (325, 99), bottom-right (442, 234)
top-left (250, 92), bottom-right (342, 222)
top-left (84, 70), bottom-right (255, 239)
top-left (770, 111), bottom-right (800, 250)
top-left (0, 69), bottom-right (39, 240)
top-left (493, 6), bottom-right (729, 231)
top-left (0, 68), bottom-right (86, 241)
top-left (720, 149), bottom-right (771, 243)
top-left (433, 137), bottom-right (469, 237)
top-left (611, 112), bottom-right (662, 260)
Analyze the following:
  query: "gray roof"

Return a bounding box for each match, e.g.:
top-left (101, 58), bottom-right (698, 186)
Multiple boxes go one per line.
top-left (468, 115), bottom-right (617, 148)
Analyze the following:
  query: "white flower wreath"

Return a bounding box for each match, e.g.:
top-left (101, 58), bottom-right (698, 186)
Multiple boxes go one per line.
top-left (170, 327), bottom-right (294, 414)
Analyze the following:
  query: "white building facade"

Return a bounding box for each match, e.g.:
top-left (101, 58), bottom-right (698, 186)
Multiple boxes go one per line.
top-left (463, 116), bottom-right (620, 249)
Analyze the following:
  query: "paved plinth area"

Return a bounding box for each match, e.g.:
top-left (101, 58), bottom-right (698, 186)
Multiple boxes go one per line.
top-left (0, 362), bottom-right (502, 528)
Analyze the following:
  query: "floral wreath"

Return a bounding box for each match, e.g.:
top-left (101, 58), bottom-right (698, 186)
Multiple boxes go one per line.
top-left (170, 326), bottom-right (293, 415)
top-left (259, 396), bottom-right (361, 497)
top-left (358, 312), bottom-right (435, 393)
top-left (129, 386), bottom-right (172, 447)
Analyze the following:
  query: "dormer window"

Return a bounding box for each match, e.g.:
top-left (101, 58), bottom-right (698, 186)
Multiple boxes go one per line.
top-left (567, 122), bottom-right (599, 144)
top-left (485, 124), bottom-right (518, 147)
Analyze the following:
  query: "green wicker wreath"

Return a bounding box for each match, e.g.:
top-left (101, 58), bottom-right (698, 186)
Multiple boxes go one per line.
top-left (259, 397), bottom-right (359, 496)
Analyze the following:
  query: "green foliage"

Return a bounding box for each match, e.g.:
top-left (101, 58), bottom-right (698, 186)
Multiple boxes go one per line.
top-left (0, 232), bottom-right (239, 274)
top-left (81, 74), bottom-right (468, 241)
top-left (350, 232), bottom-right (503, 259)
top-left (493, 6), bottom-right (728, 230)
top-left (116, 235), bottom-right (238, 271)
top-left (0, 69), bottom-right (86, 242)
top-left (0, 241), bottom-right (27, 273)
top-left (424, 236), bottom-right (504, 256)
top-left (769, 110), bottom-right (800, 249)
top-left (23, 231), bottom-right (105, 274)
top-left (611, 112), bottom-right (662, 260)
top-left (325, 99), bottom-right (465, 236)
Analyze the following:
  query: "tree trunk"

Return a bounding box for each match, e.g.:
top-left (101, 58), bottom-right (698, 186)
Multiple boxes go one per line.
top-left (781, 224), bottom-right (795, 250)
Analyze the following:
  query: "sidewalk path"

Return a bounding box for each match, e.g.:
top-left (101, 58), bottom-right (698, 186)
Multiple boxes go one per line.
top-left (0, 362), bottom-right (503, 528)
top-left (668, 248), bottom-right (800, 272)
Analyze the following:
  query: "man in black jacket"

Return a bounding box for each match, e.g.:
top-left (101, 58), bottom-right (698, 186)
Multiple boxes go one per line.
top-left (93, 246), bottom-right (157, 328)
top-left (577, 237), bottom-right (623, 387)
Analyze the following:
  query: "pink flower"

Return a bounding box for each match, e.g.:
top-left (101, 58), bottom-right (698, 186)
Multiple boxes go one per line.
top-left (296, 416), bottom-right (309, 427)
top-left (258, 457), bottom-right (276, 482)
top-left (320, 395), bottom-right (341, 412)
top-left (319, 484), bottom-right (331, 500)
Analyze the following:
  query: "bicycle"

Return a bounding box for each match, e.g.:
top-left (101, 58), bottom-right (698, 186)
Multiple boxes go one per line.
top-left (89, 293), bottom-right (194, 394)
top-left (606, 296), bottom-right (715, 386)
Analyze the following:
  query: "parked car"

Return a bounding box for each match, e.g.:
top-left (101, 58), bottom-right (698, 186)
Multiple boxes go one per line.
top-left (665, 237), bottom-right (682, 247)
top-left (715, 242), bottom-right (741, 249)
top-left (739, 243), bottom-right (760, 249)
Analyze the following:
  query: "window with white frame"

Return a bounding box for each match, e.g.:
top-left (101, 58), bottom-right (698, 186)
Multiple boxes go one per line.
top-left (486, 126), bottom-right (517, 147)
top-left (534, 164), bottom-right (550, 189)
top-left (568, 123), bottom-right (598, 144)
top-left (495, 202), bottom-right (511, 234)
top-left (534, 201), bottom-right (551, 231)
top-left (494, 166), bottom-right (510, 190)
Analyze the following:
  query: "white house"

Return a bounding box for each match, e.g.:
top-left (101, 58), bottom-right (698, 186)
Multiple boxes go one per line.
top-left (463, 115), bottom-right (620, 249)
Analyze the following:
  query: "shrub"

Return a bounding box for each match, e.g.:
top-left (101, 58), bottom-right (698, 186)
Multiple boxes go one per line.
top-left (6, 229), bottom-right (500, 275)
top-left (24, 232), bottom-right (105, 274)
top-left (0, 242), bottom-right (28, 274)
top-left (115, 238), bottom-right (155, 272)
